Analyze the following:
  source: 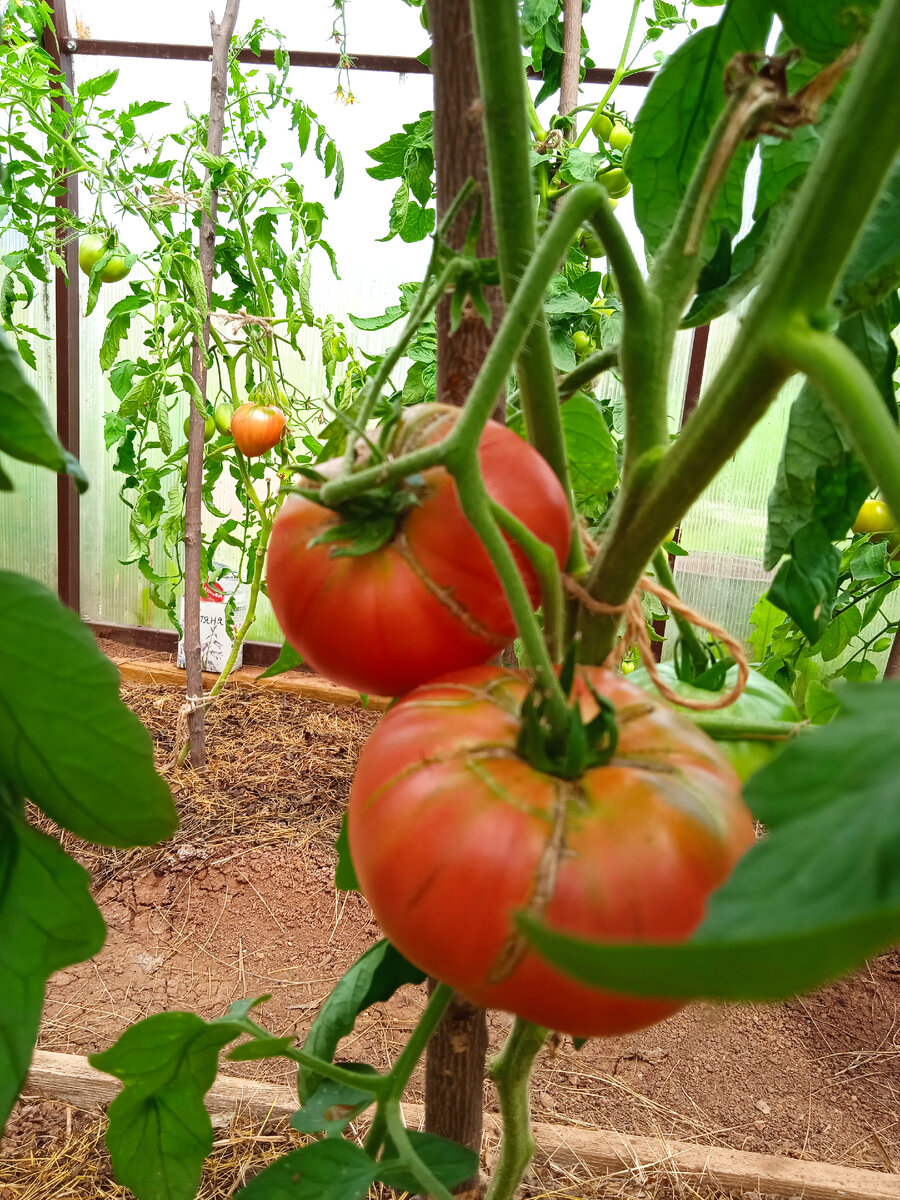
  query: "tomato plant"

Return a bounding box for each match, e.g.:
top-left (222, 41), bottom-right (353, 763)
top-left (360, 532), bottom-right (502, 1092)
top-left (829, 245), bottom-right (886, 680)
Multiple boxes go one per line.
top-left (349, 665), bottom-right (753, 1036)
top-left (267, 408), bottom-right (571, 696)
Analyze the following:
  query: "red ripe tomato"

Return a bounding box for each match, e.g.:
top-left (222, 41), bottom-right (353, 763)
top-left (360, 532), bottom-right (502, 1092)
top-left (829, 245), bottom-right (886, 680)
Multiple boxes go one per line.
top-left (266, 409), bottom-right (572, 697)
top-left (231, 402), bottom-right (286, 457)
top-left (349, 666), bottom-right (754, 1037)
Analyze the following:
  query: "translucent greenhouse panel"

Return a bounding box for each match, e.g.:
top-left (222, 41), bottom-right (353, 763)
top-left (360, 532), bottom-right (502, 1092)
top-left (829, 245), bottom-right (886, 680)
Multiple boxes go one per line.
top-left (670, 311), bottom-right (800, 653)
top-left (76, 56), bottom-right (432, 642)
top-left (66, 0), bottom-right (427, 56)
top-left (0, 237), bottom-right (57, 589)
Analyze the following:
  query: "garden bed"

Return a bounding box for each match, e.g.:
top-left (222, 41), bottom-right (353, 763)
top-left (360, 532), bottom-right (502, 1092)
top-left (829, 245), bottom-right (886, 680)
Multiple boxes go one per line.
top-left (4, 644), bottom-right (900, 1197)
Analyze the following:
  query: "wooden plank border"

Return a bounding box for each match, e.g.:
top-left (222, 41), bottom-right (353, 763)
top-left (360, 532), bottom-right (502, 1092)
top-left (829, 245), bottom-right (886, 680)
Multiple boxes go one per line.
top-left (112, 656), bottom-right (390, 712)
top-left (24, 1051), bottom-right (900, 1200)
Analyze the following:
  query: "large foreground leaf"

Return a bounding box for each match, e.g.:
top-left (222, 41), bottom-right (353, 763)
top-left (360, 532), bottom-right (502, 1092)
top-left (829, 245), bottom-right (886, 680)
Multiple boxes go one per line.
top-left (237, 1140), bottom-right (376, 1200)
top-left (0, 572), bottom-right (177, 846)
top-left (521, 682), bottom-right (900, 1001)
top-left (0, 332), bottom-right (88, 492)
top-left (91, 1012), bottom-right (243, 1200)
top-left (628, 0), bottom-right (773, 259)
top-left (0, 796), bottom-right (105, 1129)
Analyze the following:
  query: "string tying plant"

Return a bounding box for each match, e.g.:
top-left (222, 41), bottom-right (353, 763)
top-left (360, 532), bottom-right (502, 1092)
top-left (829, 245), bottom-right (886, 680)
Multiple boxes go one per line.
top-left (564, 532), bottom-right (750, 711)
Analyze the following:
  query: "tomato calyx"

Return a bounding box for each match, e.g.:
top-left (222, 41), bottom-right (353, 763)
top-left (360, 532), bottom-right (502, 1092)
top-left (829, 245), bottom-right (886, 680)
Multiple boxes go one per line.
top-left (307, 482), bottom-right (423, 559)
top-left (516, 650), bottom-right (619, 779)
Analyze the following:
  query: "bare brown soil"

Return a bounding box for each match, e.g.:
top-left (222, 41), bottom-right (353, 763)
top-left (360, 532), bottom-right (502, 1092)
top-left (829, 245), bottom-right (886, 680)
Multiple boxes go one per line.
top-left (4, 649), bottom-right (900, 1197)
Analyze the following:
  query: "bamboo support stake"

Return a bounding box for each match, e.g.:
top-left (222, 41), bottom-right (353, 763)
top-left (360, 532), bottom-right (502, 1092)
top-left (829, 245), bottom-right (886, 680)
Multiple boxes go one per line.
top-left (184, 0), bottom-right (241, 768)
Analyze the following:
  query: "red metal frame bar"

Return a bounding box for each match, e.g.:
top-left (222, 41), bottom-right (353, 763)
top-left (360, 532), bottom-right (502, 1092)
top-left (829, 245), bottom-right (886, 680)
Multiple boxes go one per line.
top-left (44, 0), bottom-right (81, 612)
top-left (61, 39), bottom-right (654, 87)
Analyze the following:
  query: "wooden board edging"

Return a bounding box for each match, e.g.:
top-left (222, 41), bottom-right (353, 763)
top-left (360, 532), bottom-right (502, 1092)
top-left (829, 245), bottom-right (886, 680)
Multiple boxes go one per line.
top-left (24, 1050), bottom-right (900, 1200)
top-left (112, 656), bottom-right (390, 712)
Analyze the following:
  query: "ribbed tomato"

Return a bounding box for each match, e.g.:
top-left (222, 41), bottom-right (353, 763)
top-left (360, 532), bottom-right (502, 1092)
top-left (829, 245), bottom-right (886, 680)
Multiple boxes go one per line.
top-left (266, 409), bottom-right (571, 697)
top-left (349, 666), bottom-right (754, 1037)
top-left (231, 402), bottom-right (286, 457)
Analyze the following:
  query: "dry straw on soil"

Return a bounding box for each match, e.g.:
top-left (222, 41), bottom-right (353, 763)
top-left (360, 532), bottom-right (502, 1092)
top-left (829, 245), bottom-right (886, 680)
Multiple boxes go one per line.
top-left (38, 680), bottom-right (380, 887)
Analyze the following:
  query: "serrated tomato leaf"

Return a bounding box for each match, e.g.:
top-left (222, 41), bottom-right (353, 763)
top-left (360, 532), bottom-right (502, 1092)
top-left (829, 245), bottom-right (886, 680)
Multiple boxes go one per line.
top-left (520, 682), bottom-right (900, 1001)
top-left (0, 573), bottom-right (177, 847)
top-left (376, 1131), bottom-right (479, 1195)
top-left (0, 332), bottom-right (88, 492)
top-left (91, 1012), bottom-right (244, 1200)
top-left (297, 941), bottom-right (425, 1102)
top-left (0, 798), bottom-right (106, 1132)
top-left (290, 1069), bottom-right (378, 1136)
top-left (256, 641), bottom-right (304, 680)
top-left (628, 0), bottom-right (773, 258)
top-left (237, 1139), bottom-right (377, 1200)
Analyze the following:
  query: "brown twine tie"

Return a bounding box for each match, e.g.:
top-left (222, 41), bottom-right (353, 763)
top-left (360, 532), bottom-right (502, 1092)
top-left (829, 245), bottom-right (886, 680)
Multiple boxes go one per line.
top-left (562, 572), bottom-right (750, 713)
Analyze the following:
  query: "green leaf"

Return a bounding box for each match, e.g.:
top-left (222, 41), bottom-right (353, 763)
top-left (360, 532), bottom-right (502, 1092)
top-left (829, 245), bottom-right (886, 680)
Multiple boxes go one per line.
top-left (256, 641), bottom-right (304, 680)
top-left (78, 68), bottom-right (118, 98)
top-left (774, 0), bottom-right (878, 62)
top-left (838, 159), bottom-right (900, 314)
top-left (91, 1013), bottom-right (242, 1200)
top-left (522, 682), bottom-right (900, 1001)
top-left (348, 305), bottom-right (404, 332)
top-left (297, 941), bottom-right (425, 1102)
top-left (768, 524), bottom-right (840, 642)
top-left (236, 1139), bottom-right (376, 1200)
top-left (817, 603), bottom-right (862, 661)
top-left (299, 257), bottom-right (314, 325)
top-left (0, 800), bottom-right (106, 1131)
top-left (0, 332), bottom-right (88, 492)
top-left (334, 813), bottom-right (360, 893)
top-left (290, 1070), bottom-right (378, 1136)
top-left (628, 0), bottom-right (773, 257)
top-left (748, 593), bottom-right (789, 662)
top-left (805, 679), bottom-right (840, 724)
top-left (682, 212), bottom-right (773, 326)
top-left (561, 393), bottom-right (618, 500)
top-left (376, 1132), bottom-right (479, 1195)
top-left (522, 0), bottom-right (558, 40)
top-left (0, 573), bottom-right (177, 847)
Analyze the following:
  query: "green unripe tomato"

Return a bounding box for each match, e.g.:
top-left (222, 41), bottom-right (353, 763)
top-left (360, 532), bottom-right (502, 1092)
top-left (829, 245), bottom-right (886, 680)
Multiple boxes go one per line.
top-left (600, 272), bottom-right (616, 295)
top-left (597, 167), bottom-right (630, 198)
top-left (214, 401), bottom-right (235, 434)
top-left (595, 112), bottom-right (613, 142)
top-left (580, 230), bottom-right (604, 258)
top-left (621, 661), bottom-right (635, 675)
top-left (589, 299), bottom-right (613, 330)
top-left (184, 413), bottom-right (215, 441)
top-left (572, 330), bottom-right (595, 357)
top-left (78, 234), bottom-right (131, 283)
top-left (608, 122), bottom-right (632, 152)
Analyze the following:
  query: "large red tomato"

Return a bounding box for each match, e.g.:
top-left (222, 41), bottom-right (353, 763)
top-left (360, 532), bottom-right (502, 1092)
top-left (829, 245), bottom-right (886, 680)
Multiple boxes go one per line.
top-left (231, 402), bottom-right (286, 457)
top-left (349, 666), bottom-right (754, 1037)
top-left (266, 409), bottom-right (571, 696)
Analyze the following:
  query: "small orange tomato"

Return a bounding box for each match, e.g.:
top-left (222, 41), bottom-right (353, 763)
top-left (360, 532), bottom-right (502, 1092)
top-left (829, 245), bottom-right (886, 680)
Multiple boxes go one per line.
top-left (231, 402), bottom-right (286, 457)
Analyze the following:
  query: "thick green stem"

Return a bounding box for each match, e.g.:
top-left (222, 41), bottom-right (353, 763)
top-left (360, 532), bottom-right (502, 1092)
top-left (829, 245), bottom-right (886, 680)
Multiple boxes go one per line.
top-left (558, 345), bottom-right (619, 399)
top-left (469, 0), bottom-right (577, 539)
top-left (452, 459), bottom-right (570, 734)
top-left (365, 982), bottom-right (454, 1159)
top-left (770, 320), bottom-right (900, 524)
top-left (384, 1109), bottom-right (455, 1200)
top-left (491, 500), bottom-right (565, 662)
top-left (585, 203), bottom-right (664, 468)
top-left (484, 1019), bottom-right (547, 1200)
top-left (579, 0), bottom-right (900, 662)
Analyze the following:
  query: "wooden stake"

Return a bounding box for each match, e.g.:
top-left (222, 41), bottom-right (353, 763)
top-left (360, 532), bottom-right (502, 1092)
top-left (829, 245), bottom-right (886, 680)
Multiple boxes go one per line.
top-left (183, 0), bottom-right (241, 769)
top-left (559, 0), bottom-right (583, 125)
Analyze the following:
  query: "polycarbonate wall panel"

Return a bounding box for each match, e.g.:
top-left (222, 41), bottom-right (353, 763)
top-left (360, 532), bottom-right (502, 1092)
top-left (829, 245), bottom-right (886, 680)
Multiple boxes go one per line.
top-left (671, 312), bottom-right (799, 650)
top-left (76, 56), bottom-right (432, 641)
top-left (0, 234), bottom-right (57, 588)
